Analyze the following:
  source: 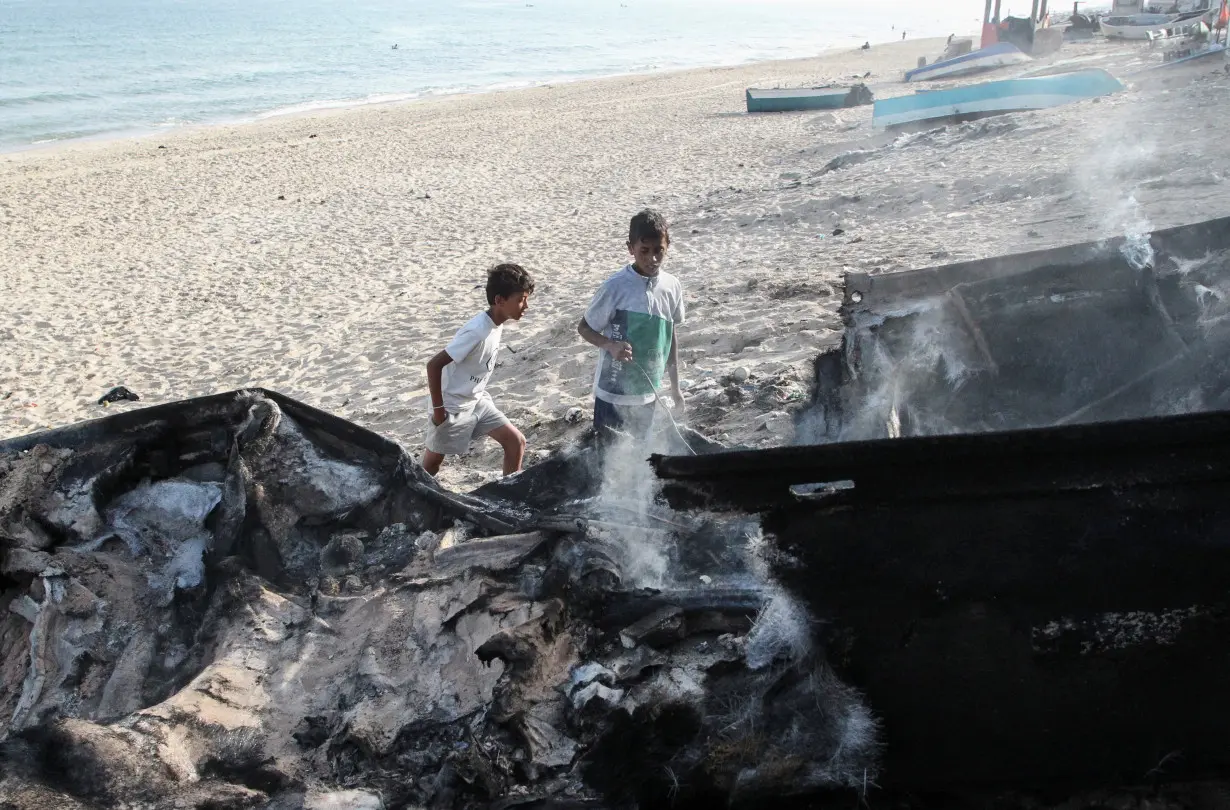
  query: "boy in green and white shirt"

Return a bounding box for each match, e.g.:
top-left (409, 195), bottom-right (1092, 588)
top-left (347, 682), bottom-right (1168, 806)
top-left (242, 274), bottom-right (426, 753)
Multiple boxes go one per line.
top-left (577, 209), bottom-right (686, 443)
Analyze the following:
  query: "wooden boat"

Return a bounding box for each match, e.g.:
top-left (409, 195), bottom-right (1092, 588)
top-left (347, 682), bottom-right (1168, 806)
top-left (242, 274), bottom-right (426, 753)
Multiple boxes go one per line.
top-left (873, 68), bottom-right (1123, 129)
top-left (651, 214), bottom-right (1230, 795)
top-left (1103, 9), bottom-right (1209, 37)
top-left (1145, 16), bottom-right (1212, 40)
top-left (653, 408), bottom-right (1230, 793)
top-left (905, 42), bottom-right (1030, 82)
top-left (745, 84), bottom-right (872, 113)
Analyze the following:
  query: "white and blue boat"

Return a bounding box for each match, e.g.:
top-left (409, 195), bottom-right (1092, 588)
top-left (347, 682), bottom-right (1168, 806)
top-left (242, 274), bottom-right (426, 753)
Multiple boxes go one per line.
top-left (1102, 9), bottom-right (1212, 39)
top-left (873, 69), bottom-right (1125, 129)
top-left (905, 42), bottom-right (1031, 83)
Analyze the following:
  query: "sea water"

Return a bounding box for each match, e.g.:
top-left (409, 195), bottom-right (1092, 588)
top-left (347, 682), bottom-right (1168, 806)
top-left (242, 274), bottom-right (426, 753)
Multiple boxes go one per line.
top-left (0, 0), bottom-right (975, 151)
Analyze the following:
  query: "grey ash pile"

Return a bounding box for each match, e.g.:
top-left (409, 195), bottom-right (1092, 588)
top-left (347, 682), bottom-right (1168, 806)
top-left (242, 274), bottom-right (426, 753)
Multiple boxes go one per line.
top-left (0, 389), bottom-right (876, 810)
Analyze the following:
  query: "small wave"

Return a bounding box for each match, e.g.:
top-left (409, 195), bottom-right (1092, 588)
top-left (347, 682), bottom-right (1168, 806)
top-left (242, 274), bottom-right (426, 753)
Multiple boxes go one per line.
top-left (255, 92), bottom-right (425, 119)
top-left (408, 86), bottom-right (478, 97)
top-left (0, 91), bottom-right (97, 108)
top-left (253, 84), bottom-right (533, 119)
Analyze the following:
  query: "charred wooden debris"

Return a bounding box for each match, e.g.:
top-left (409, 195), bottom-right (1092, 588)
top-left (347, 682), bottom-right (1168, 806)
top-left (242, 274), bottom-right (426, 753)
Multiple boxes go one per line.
top-left (0, 390), bottom-right (875, 810)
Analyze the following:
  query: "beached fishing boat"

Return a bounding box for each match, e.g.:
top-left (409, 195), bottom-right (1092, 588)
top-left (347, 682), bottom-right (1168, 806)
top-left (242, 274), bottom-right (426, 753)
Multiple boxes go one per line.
top-left (1103, 9), bottom-right (1209, 37)
top-left (1145, 14), bottom-right (1212, 40)
top-left (745, 84), bottom-right (873, 113)
top-left (905, 42), bottom-right (1031, 82)
top-left (1102, 14), bottom-right (1169, 38)
top-left (873, 68), bottom-right (1124, 128)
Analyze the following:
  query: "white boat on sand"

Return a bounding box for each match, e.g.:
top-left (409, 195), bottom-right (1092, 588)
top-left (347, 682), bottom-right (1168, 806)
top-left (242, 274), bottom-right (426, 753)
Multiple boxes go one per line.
top-left (906, 42), bottom-right (1031, 82)
top-left (1102, 8), bottom-right (1212, 38)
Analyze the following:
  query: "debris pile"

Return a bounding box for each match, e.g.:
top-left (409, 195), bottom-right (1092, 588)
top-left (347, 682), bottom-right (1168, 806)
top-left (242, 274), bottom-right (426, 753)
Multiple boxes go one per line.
top-left (0, 390), bottom-right (878, 809)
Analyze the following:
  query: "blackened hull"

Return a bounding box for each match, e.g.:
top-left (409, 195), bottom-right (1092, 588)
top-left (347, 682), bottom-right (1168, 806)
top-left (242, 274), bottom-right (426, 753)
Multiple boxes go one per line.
top-left (812, 215), bottom-right (1230, 440)
top-left (766, 477), bottom-right (1230, 790)
top-left (648, 218), bottom-right (1230, 790)
top-left (844, 216), bottom-right (1230, 311)
top-left (651, 411), bottom-right (1230, 791)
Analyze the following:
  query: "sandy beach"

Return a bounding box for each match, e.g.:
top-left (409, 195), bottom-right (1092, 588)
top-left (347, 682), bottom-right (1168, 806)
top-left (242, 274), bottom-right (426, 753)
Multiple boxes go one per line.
top-left (4, 36), bottom-right (1230, 488)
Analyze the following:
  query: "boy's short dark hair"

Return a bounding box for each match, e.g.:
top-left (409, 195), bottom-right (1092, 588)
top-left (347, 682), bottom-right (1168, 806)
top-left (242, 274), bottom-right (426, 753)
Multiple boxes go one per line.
top-left (486, 263), bottom-right (535, 305)
top-left (628, 209), bottom-right (670, 246)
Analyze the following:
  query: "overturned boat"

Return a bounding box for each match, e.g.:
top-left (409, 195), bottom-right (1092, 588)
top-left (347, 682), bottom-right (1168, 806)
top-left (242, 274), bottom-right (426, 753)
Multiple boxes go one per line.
top-left (874, 69), bottom-right (1123, 129)
top-left (905, 42), bottom-right (1031, 82)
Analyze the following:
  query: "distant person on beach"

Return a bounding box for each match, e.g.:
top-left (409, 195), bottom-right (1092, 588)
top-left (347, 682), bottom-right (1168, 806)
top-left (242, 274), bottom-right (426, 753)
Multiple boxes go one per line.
top-left (902, 30), bottom-right (907, 40)
top-left (577, 209), bottom-right (685, 445)
top-left (423, 263), bottom-right (534, 477)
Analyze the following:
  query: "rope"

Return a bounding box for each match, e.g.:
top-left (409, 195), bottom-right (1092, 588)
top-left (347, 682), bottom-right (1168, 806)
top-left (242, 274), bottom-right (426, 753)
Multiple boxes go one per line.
top-left (628, 360), bottom-right (697, 456)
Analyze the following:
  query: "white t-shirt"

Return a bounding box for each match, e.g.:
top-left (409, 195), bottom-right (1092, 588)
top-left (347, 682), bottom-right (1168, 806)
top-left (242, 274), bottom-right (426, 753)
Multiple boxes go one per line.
top-left (440, 312), bottom-right (502, 412)
top-left (583, 265), bottom-right (685, 405)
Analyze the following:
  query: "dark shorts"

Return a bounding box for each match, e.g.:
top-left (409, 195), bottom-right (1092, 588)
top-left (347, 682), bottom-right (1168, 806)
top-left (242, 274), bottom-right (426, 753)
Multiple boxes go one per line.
top-left (593, 398), bottom-right (656, 443)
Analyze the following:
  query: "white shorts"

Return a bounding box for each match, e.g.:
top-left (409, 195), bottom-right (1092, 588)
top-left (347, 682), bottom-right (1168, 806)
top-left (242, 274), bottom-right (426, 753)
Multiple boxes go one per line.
top-left (425, 396), bottom-right (510, 456)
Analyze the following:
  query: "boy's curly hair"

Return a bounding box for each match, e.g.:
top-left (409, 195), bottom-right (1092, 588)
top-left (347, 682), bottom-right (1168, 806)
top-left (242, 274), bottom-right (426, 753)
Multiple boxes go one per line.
top-left (486, 263), bottom-right (535, 305)
top-left (629, 209), bottom-right (670, 245)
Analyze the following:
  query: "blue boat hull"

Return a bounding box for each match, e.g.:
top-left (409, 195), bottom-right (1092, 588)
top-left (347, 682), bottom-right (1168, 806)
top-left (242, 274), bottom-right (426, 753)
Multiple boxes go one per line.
top-left (873, 69), bottom-right (1124, 129)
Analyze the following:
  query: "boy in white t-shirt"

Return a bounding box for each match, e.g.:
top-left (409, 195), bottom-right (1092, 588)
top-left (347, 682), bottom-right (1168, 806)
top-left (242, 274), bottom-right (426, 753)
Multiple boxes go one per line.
top-left (423, 264), bottom-right (535, 477)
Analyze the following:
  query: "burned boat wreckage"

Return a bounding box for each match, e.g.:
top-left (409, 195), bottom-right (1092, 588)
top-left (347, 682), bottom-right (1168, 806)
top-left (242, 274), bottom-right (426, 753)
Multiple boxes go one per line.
top-left (4, 216), bottom-right (1230, 809)
top-left (0, 390), bottom-right (869, 810)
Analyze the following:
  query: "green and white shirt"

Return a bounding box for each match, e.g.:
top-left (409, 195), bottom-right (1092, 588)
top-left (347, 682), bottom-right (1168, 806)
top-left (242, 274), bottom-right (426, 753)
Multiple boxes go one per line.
top-left (583, 264), bottom-right (686, 405)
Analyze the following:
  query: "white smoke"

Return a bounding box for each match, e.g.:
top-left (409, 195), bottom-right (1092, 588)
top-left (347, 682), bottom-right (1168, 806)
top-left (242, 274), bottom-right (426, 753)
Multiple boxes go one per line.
top-left (1112, 193), bottom-right (1155, 270)
top-left (836, 297), bottom-right (980, 441)
top-left (1071, 102), bottom-right (1160, 269)
top-left (593, 420), bottom-right (673, 588)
